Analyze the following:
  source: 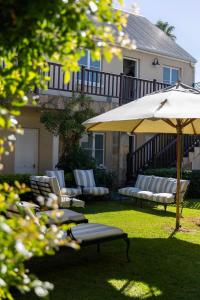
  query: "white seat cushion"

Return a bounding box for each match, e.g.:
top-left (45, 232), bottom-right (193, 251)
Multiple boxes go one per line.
top-left (152, 193), bottom-right (175, 204)
top-left (83, 187), bottom-right (109, 196)
top-left (60, 196), bottom-right (85, 208)
top-left (118, 187), bottom-right (140, 197)
top-left (36, 209), bottom-right (86, 224)
top-left (61, 187), bottom-right (82, 196)
top-left (136, 190), bottom-right (154, 200)
top-left (65, 223), bottom-right (124, 242)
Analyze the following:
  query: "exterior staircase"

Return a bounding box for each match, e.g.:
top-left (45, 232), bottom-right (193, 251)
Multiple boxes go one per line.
top-left (126, 133), bottom-right (200, 181)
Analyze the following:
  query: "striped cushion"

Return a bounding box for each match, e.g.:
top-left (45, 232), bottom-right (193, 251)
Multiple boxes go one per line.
top-left (60, 196), bottom-right (85, 208)
top-left (46, 170), bottom-right (65, 188)
top-left (136, 191), bottom-right (154, 200)
top-left (118, 187), bottom-right (140, 197)
top-left (65, 223), bottom-right (124, 242)
top-left (164, 178), bottom-right (177, 194)
top-left (74, 169), bottom-right (96, 188)
top-left (61, 187), bottom-right (82, 196)
top-left (83, 187), bottom-right (109, 196)
top-left (152, 193), bottom-right (175, 204)
top-left (180, 180), bottom-right (189, 193)
top-left (36, 209), bottom-right (86, 224)
top-left (149, 176), bottom-right (168, 193)
top-left (135, 175), bottom-right (152, 190)
top-left (165, 178), bottom-right (189, 194)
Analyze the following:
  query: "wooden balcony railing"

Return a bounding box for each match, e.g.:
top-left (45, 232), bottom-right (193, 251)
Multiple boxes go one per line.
top-left (46, 62), bottom-right (169, 104)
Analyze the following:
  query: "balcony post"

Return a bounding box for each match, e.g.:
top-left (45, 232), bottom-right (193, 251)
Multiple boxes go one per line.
top-left (153, 79), bottom-right (157, 92)
top-left (81, 65), bottom-right (85, 96)
top-left (119, 73), bottom-right (124, 106)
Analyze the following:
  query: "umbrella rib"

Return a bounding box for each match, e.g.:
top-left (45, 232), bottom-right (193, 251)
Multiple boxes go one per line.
top-left (182, 118), bottom-right (196, 128)
top-left (163, 119), bottom-right (176, 128)
top-left (131, 119), bottom-right (144, 133)
top-left (191, 121), bottom-right (197, 135)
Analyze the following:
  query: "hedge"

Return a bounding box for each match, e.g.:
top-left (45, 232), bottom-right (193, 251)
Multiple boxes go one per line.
top-left (143, 168), bottom-right (200, 199)
top-left (0, 174), bottom-right (31, 186)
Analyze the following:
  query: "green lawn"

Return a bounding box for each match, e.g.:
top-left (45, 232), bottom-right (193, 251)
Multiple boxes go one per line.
top-left (17, 200), bottom-right (200, 300)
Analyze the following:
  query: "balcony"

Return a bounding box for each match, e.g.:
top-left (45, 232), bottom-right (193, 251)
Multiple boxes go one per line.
top-left (44, 62), bottom-right (169, 104)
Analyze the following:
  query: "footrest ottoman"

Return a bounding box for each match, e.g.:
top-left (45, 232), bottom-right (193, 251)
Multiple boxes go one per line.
top-left (64, 223), bottom-right (130, 261)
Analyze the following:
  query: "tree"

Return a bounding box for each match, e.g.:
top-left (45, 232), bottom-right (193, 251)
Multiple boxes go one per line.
top-left (156, 20), bottom-right (176, 41)
top-left (0, 1), bottom-right (134, 298)
top-left (40, 94), bottom-right (96, 171)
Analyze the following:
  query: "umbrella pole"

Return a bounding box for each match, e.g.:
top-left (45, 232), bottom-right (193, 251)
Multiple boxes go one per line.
top-left (176, 124), bottom-right (182, 230)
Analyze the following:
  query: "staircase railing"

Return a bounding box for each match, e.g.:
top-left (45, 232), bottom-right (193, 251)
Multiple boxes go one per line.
top-left (126, 133), bottom-right (176, 180)
top-left (127, 134), bottom-right (200, 180)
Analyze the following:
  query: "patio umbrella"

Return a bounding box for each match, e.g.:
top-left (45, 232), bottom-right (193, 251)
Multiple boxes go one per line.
top-left (83, 82), bottom-right (200, 230)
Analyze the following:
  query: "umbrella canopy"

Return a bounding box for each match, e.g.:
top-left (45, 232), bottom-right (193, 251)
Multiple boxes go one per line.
top-left (84, 83), bottom-right (200, 134)
top-left (83, 82), bottom-right (200, 230)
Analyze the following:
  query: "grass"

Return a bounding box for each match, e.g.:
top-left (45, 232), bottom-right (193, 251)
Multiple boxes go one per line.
top-left (17, 199), bottom-right (200, 300)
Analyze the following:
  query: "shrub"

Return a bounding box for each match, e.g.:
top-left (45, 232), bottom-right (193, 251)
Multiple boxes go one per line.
top-left (57, 146), bottom-right (96, 173)
top-left (94, 168), bottom-right (117, 190)
top-left (143, 168), bottom-right (200, 199)
top-left (0, 174), bottom-right (31, 186)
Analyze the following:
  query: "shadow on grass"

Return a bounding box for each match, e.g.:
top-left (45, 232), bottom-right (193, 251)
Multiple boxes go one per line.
top-left (80, 199), bottom-right (176, 218)
top-left (16, 237), bottom-right (200, 300)
top-left (184, 200), bottom-right (200, 210)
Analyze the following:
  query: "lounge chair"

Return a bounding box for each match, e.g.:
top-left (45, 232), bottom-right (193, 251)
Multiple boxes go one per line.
top-left (7, 201), bottom-right (88, 225)
top-left (46, 170), bottom-right (82, 197)
top-left (73, 169), bottom-right (109, 197)
top-left (30, 175), bottom-right (85, 209)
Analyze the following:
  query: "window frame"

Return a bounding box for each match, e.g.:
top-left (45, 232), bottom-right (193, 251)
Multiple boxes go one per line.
top-left (80, 132), bottom-right (105, 166)
top-left (163, 66), bottom-right (180, 85)
top-left (78, 50), bottom-right (102, 86)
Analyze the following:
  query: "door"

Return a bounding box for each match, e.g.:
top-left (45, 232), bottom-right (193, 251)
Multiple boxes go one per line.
top-left (15, 128), bottom-right (38, 174)
top-left (123, 58), bottom-right (138, 100)
top-left (123, 58), bottom-right (137, 77)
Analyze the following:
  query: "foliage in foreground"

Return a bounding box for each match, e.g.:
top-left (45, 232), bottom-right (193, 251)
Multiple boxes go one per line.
top-left (0, 182), bottom-right (78, 299)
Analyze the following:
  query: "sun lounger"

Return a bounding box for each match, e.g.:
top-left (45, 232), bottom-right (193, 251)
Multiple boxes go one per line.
top-left (30, 176), bottom-right (85, 209)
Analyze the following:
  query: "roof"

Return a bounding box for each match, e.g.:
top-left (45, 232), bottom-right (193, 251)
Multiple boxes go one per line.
top-left (123, 13), bottom-right (197, 64)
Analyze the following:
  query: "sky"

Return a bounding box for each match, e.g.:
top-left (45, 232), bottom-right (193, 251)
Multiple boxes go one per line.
top-left (114, 0), bottom-right (200, 82)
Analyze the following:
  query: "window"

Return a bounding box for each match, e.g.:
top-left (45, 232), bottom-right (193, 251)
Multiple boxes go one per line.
top-left (80, 133), bottom-right (104, 166)
top-left (163, 66), bottom-right (179, 85)
top-left (78, 50), bottom-right (101, 83)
